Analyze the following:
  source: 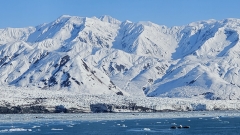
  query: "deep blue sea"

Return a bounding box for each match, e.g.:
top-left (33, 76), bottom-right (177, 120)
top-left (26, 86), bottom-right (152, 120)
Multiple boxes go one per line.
top-left (0, 112), bottom-right (240, 135)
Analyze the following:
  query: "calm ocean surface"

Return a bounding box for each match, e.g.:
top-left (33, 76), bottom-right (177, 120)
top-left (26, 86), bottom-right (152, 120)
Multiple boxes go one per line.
top-left (0, 112), bottom-right (240, 135)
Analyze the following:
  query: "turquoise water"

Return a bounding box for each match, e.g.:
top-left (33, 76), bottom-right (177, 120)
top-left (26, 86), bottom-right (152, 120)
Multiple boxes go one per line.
top-left (0, 113), bottom-right (240, 135)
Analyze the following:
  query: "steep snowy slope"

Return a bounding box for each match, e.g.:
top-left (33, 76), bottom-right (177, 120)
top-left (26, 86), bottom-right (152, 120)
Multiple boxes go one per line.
top-left (146, 19), bottom-right (240, 99)
top-left (0, 15), bottom-right (240, 99)
top-left (0, 42), bottom-right (124, 95)
top-left (0, 16), bottom-right (126, 95)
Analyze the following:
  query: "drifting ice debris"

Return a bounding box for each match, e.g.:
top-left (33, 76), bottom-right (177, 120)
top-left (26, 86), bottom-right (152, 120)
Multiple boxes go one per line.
top-left (51, 128), bottom-right (63, 131)
top-left (143, 128), bottom-right (151, 131)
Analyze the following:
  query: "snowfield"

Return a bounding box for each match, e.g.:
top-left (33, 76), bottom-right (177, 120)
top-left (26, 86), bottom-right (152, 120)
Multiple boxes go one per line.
top-left (1, 15), bottom-right (240, 112)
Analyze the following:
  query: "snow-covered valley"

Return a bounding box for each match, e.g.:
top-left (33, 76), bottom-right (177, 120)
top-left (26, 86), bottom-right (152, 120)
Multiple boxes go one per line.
top-left (1, 15), bottom-right (240, 113)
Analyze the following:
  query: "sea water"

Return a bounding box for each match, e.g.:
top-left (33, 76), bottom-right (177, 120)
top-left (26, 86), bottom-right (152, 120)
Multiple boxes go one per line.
top-left (0, 111), bottom-right (240, 135)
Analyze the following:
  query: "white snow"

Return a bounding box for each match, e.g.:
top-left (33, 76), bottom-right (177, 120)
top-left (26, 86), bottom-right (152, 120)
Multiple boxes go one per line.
top-left (0, 86), bottom-right (240, 112)
top-left (1, 15), bottom-right (240, 109)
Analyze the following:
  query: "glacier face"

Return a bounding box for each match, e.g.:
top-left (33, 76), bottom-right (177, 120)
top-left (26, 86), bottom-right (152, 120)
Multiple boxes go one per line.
top-left (0, 15), bottom-right (240, 99)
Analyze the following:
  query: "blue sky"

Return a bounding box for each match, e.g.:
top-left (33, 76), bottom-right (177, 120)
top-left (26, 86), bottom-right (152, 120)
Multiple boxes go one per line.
top-left (0, 0), bottom-right (240, 28)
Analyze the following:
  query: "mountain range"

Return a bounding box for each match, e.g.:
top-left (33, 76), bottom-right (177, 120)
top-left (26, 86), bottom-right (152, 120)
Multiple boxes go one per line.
top-left (1, 15), bottom-right (240, 100)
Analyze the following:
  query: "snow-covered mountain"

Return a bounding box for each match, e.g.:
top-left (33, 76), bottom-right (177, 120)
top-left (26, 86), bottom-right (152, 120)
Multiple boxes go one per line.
top-left (1, 15), bottom-right (240, 99)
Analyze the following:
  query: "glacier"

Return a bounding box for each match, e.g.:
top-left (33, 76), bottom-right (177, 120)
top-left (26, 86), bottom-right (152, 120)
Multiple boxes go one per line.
top-left (1, 15), bottom-right (240, 112)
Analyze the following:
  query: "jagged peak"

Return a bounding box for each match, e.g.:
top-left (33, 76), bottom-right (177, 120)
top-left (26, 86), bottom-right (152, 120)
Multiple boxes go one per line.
top-left (121, 20), bottom-right (133, 25)
top-left (59, 14), bottom-right (72, 19)
top-left (98, 15), bottom-right (121, 24)
top-left (137, 21), bottom-right (168, 29)
top-left (138, 21), bottom-right (154, 26)
top-left (124, 20), bottom-right (132, 23)
top-left (187, 19), bottom-right (218, 27)
top-left (54, 15), bottom-right (86, 24)
top-left (186, 18), bottom-right (240, 29)
top-left (222, 18), bottom-right (240, 24)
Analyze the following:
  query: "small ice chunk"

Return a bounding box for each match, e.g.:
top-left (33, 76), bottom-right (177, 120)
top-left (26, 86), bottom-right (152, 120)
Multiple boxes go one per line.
top-left (32, 126), bottom-right (41, 128)
top-left (9, 128), bottom-right (28, 132)
top-left (0, 129), bottom-right (9, 132)
top-left (51, 128), bottom-right (63, 131)
top-left (121, 124), bottom-right (127, 127)
top-left (143, 128), bottom-right (151, 131)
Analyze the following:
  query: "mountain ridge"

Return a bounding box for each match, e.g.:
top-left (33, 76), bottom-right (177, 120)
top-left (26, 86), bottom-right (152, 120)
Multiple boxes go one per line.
top-left (1, 15), bottom-right (240, 99)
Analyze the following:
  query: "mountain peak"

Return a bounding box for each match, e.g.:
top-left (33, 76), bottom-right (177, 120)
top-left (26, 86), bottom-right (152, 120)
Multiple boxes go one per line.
top-left (222, 18), bottom-right (240, 24)
top-left (59, 15), bottom-right (72, 18)
top-left (56, 15), bottom-right (73, 21)
top-left (99, 15), bottom-right (121, 24)
top-left (137, 21), bottom-right (165, 28)
top-left (56, 15), bottom-right (86, 23)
